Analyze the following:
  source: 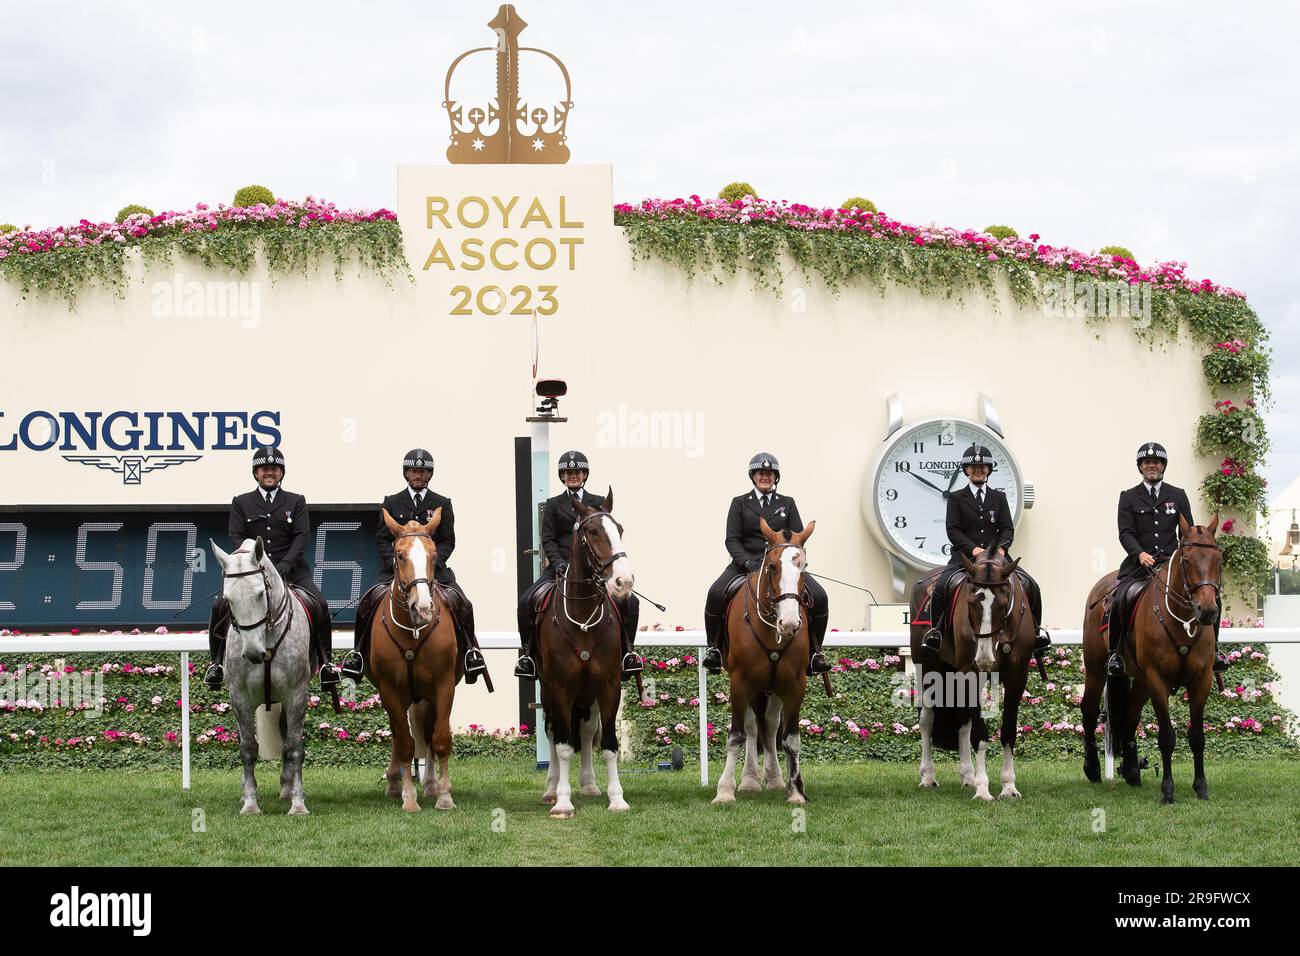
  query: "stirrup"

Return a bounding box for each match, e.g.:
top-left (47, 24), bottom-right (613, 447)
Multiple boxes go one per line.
top-left (339, 650), bottom-right (365, 682)
top-left (922, 627), bottom-right (942, 652)
top-left (1107, 652), bottom-right (1126, 677)
top-left (621, 652), bottom-right (644, 678)
top-left (464, 648), bottom-right (486, 684)
top-left (318, 663), bottom-right (341, 688)
top-left (807, 650), bottom-right (831, 675)
top-left (702, 646), bottom-right (723, 674)
top-left (1033, 628), bottom-right (1052, 651)
top-left (203, 662), bottom-right (224, 690)
top-left (514, 655), bottom-right (536, 679)
top-left (1213, 651), bottom-right (1231, 672)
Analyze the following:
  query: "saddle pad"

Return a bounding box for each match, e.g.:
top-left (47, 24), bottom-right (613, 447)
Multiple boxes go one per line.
top-left (534, 580), bottom-right (556, 616)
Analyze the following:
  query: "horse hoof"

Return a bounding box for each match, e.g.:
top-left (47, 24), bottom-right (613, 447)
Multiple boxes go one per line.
top-left (999, 787), bottom-right (1022, 800)
top-left (1161, 795), bottom-right (1175, 805)
top-left (580, 785), bottom-right (602, 797)
top-left (402, 801), bottom-right (421, 813)
top-left (764, 775), bottom-right (783, 791)
top-left (712, 793), bottom-right (736, 805)
top-left (973, 791), bottom-right (994, 802)
top-left (960, 775), bottom-right (976, 788)
top-left (435, 797), bottom-right (456, 811)
top-left (288, 804), bottom-right (310, 816)
top-left (279, 787), bottom-right (292, 801)
top-left (786, 793), bottom-right (807, 805)
top-left (240, 804), bottom-right (261, 816)
top-left (549, 806), bottom-right (575, 820)
top-left (542, 792), bottom-right (557, 805)
top-left (737, 780), bottom-right (762, 793)
top-left (920, 778), bottom-right (939, 790)
top-left (608, 800), bottom-right (631, 813)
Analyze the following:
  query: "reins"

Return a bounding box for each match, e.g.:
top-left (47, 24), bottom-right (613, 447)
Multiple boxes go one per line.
top-left (222, 552), bottom-right (296, 712)
top-left (381, 530), bottom-right (443, 705)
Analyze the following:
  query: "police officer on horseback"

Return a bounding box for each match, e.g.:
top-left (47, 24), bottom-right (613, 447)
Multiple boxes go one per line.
top-left (340, 449), bottom-right (487, 684)
top-left (204, 446), bottom-right (341, 691)
top-left (921, 445), bottom-right (1050, 653)
top-left (702, 452), bottom-right (831, 676)
top-left (1109, 442), bottom-right (1229, 675)
top-left (514, 450), bottom-right (642, 681)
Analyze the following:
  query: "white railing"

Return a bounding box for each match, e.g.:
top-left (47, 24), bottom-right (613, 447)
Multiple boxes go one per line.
top-left (3, 628), bottom-right (1298, 789)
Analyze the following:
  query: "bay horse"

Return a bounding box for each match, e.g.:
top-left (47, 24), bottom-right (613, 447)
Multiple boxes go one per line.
top-left (210, 537), bottom-right (314, 816)
top-left (712, 517), bottom-right (817, 806)
top-left (369, 508), bottom-right (460, 812)
top-left (536, 488), bottom-right (635, 818)
top-left (1081, 514), bottom-right (1220, 802)
top-left (909, 551), bottom-right (1037, 800)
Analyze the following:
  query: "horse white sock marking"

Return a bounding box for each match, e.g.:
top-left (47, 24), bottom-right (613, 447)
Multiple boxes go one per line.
top-left (552, 742), bottom-right (575, 815)
top-left (603, 749), bottom-right (629, 811)
top-left (1000, 746), bottom-right (1021, 798)
top-left (973, 740), bottom-right (993, 801)
top-left (919, 706), bottom-right (937, 787)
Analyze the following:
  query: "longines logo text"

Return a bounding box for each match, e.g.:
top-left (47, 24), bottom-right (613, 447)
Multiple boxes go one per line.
top-left (0, 410), bottom-right (281, 484)
top-left (49, 886), bottom-right (152, 936)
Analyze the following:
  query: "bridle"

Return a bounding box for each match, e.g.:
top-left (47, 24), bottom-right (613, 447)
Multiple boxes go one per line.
top-left (749, 542), bottom-right (806, 640)
top-left (222, 550), bottom-right (295, 711)
top-left (1152, 537), bottom-right (1222, 639)
top-left (963, 563), bottom-right (1019, 641)
top-left (387, 530), bottom-right (440, 638)
top-left (380, 530), bottom-right (444, 705)
top-left (560, 510), bottom-right (624, 632)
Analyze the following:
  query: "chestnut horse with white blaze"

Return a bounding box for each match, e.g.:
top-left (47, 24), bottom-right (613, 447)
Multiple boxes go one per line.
top-left (713, 517), bottom-right (817, 806)
top-left (536, 488), bottom-right (635, 818)
top-left (369, 508), bottom-right (461, 812)
top-left (1081, 514), bottom-right (1221, 803)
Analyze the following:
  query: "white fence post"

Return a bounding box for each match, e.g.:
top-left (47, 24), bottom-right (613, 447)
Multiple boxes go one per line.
top-left (181, 650), bottom-right (191, 791)
top-left (697, 654), bottom-right (708, 787)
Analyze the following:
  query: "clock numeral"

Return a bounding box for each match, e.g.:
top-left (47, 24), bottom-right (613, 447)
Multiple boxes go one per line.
top-left (884, 489), bottom-right (898, 502)
top-left (0, 523), bottom-right (27, 612)
top-left (938, 431), bottom-right (954, 446)
top-left (942, 544), bottom-right (953, 556)
top-left (894, 461), bottom-right (911, 474)
top-left (914, 536), bottom-right (926, 548)
top-left (912, 441), bottom-right (924, 454)
top-left (894, 516), bottom-right (907, 529)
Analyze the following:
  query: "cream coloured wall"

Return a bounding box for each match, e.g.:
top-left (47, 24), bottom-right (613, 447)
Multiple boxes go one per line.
top-left (0, 164), bottom-right (1217, 650)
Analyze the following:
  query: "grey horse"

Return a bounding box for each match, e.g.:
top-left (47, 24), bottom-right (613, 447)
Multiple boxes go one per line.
top-left (211, 537), bottom-right (313, 816)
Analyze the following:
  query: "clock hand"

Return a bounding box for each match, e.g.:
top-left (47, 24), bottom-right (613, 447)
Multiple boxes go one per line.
top-left (944, 467), bottom-right (962, 496)
top-left (907, 471), bottom-right (948, 495)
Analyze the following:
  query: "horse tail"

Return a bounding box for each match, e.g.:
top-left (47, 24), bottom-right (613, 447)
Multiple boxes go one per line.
top-left (1105, 670), bottom-right (1130, 758)
top-left (751, 692), bottom-right (771, 745)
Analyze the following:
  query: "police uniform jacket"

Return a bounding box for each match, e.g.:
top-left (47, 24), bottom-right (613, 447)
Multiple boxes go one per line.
top-left (541, 488), bottom-right (606, 571)
top-left (1118, 481), bottom-right (1194, 578)
top-left (376, 489), bottom-right (456, 585)
top-left (725, 491), bottom-right (804, 571)
top-left (228, 488), bottom-right (313, 587)
top-left (946, 484), bottom-right (1014, 565)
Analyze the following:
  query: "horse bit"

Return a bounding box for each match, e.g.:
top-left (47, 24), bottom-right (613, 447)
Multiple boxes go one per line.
top-left (749, 543), bottom-right (807, 642)
top-left (559, 510), bottom-right (624, 633)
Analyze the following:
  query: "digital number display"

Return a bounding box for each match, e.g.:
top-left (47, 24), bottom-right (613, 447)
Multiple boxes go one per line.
top-left (0, 507), bottom-right (379, 629)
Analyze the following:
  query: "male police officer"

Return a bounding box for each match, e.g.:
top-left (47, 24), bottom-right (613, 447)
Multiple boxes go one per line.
top-left (204, 446), bottom-right (340, 690)
top-left (1110, 442), bottom-right (1228, 675)
top-left (701, 453), bottom-right (831, 676)
top-left (340, 449), bottom-right (486, 683)
top-left (514, 450), bottom-right (642, 680)
top-left (921, 445), bottom-right (1050, 653)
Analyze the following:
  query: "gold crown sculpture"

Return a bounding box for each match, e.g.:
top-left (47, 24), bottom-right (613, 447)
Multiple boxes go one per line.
top-left (443, 4), bottom-right (572, 164)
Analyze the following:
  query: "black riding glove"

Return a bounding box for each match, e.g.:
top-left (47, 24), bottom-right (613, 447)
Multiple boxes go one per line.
top-left (276, 561), bottom-right (292, 577)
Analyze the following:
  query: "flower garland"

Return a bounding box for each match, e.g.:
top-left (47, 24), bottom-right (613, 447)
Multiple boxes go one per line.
top-left (615, 195), bottom-right (1273, 603)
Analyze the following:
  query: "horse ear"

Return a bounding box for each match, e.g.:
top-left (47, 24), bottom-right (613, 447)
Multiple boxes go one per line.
top-left (381, 508), bottom-right (405, 539)
top-left (759, 516), bottom-right (779, 544)
top-left (602, 486), bottom-right (613, 514)
top-left (959, 551), bottom-right (978, 575)
top-left (423, 506), bottom-right (442, 535)
top-left (1207, 511), bottom-right (1220, 536)
top-left (792, 520), bottom-right (815, 547)
top-left (210, 539), bottom-right (230, 568)
top-left (253, 537), bottom-right (265, 563)
top-left (1006, 555), bottom-right (1021, 576)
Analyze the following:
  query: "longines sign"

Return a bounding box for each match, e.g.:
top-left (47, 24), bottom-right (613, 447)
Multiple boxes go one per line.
top-left (0, 410), bottom-right (282, 484)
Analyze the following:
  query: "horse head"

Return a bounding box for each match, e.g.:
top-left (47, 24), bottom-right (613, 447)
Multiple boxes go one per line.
top-left (572, 487), bottom-right (634, 601)
top-left (957, 550), bottom-right (1020, 673)
top-left (1177, 512), bottom-right (1222, 626)
top-left (759, 517), bottom-right (815, 640)
top-left (382, 507), bottom-right (442, 629)
top-left (211, 536), bottom-right (278, 663)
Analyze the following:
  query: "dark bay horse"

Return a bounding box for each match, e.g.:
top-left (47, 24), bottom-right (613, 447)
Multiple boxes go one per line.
top-left (909, 551), bottom-right (1037, 800)
top-left (713, 517), bottom-right (817, 806)
top-left (1081, 514), bottom-right (1221, 802)
top-left (536, 488), bottom-right (634, 818)
top-left (369, 508), bottom-right (461, 812)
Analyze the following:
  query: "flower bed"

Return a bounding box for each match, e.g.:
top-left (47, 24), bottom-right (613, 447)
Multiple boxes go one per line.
top-left (625, 635), bottom-right (1299, 763)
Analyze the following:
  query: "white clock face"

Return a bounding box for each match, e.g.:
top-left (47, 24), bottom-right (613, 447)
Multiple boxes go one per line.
top-left (868, 419), bottom-right (1023, 570)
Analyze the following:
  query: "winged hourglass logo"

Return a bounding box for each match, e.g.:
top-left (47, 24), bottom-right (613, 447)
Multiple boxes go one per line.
top-left (443, 4), bottom-right (572, 164)
top-left (62, 455), bottom-right (203, 484)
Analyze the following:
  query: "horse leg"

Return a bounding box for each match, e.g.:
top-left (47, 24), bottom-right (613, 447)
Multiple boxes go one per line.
top-left (918, 705), bottom-right (938, 789)
top-left (712, 689), bottom-right (749, 805)
top-left (432, 673), bottom-right (456, 811)
top-left (579, 711), bottom-right (601, 796)
top-left (957, 719), bottom-right (976, 788)
top-left (762, 693), bottom-right (783, 790)
top-left (738, 700), bottom-right (762, 793)
top-left (548, 694), bottom-right (577, 819)
top-left (1120, 679), bottom-right (1149, 787)
top-left (598, 683), bottom-right (630, 812)
top-left (542, 726), bottom-right (560, 804)
top-left (1081, 664), bottom-right (1104, 783)
top-left (380, 694), bottom-right (420, 812)
top-left (997, 665), bottom-right (1027, 799)
top-left (417, 701), bottom-right (438, 800)
top-left (233, 697), bottom-right (261, 815)
top-left (779, 696), bottom-right (807, 805)
top-left (1147, 677), bottom-right (1177, 804)
top-left (1188, 683), bottom-right (1209, 801)
top-left (282, 690), bottom-right (309, 815)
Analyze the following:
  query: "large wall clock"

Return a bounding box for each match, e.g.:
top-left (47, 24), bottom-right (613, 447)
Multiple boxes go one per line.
top-left (863, 394), bottom-right (1035, 595)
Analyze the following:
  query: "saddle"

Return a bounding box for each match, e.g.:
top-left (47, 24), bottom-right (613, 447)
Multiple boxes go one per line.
top-left (913, 568), bottom-right (966, 640)
top-left (1102, 575), bottom-right (1151, 654)
top-left (529, 580), bottom-right (557, 626)
top-left (287, 584), bottom-right (333, 671)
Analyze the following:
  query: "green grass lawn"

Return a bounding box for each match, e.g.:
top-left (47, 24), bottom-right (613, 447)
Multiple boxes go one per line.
top-left (2, 757), bottom-right (1296, 867)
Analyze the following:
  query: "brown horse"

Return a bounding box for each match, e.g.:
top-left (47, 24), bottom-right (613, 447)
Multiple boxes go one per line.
top-left (712, 517), bottom-right (816, 806)
top-left (1081, 514), bottom-right (1221, 802)
top-left (369, 508), bottom-right (461, 812)
top-left (909, 551), bottom-right (1037, 800)
top-left (536, 488), bottom-right (634, 818)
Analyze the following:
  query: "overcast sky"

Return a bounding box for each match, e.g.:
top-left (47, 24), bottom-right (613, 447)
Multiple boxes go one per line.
top-left (1, 0), bottom-right (1295, 494)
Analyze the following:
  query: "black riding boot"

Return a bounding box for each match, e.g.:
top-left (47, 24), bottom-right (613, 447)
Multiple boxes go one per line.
top-left (205, 598), bottom-right (229, 690)
top-left (1022, 573), bottom-right (1051, 651)
top-left (450, 594), bottom-right (487, 684)
top-left (807, 614), bottom-right (831, 675)
top-left (1212, 613), bottom-right (1230, 671)
top-left (702, 611), bottom-right (724, 674)
top-left (515, 605), bottom-right (537, 679)
top-left (316, 624), bottom-right (340, 690)
top-left (1106, 610), bottom-right (1126, 676)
